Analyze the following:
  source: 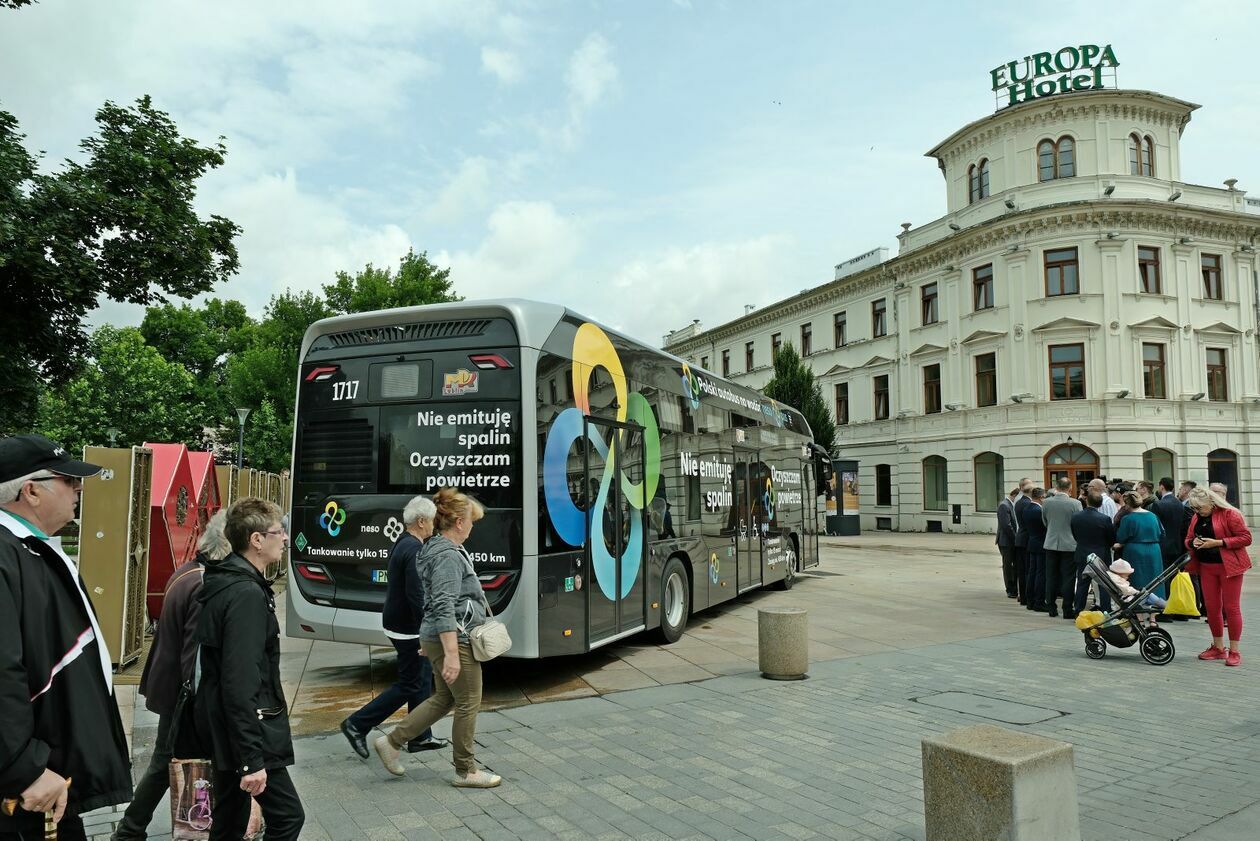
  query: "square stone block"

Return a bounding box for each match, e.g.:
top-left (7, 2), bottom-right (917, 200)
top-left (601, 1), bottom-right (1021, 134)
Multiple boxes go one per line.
top-left (922, 724), bottom-right (1080, 841)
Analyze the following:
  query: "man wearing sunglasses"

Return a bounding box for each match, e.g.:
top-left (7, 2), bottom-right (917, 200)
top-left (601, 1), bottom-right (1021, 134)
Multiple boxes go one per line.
top-left (0, 434), bottom-right (132, 840)
top-left (194, 497), bottom-right (304, 841)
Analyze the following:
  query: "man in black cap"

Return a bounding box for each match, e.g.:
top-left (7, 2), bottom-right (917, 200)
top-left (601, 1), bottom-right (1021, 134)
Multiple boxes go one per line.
top-left (0, 434), bottom-right (133, 841)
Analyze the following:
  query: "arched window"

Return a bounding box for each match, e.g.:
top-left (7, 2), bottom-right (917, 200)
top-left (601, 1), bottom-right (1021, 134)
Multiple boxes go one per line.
top-left (974, 452), bottom-right (1005, 512)
top-left (968, 160), bottom-right (990, 204)
top-left (1038, 136), bottom-right (1076, 181)
top-left (1129, 133), bottom-right (1155, 176)
top-left (1142, 448), bottom-right (1175, 486)
top-left (1207, 449), bottom-right (1239, 506)
top-left (923, 455), bottom-right (948, 511)
top-left (1043, 443), bottom-right (1099, 498)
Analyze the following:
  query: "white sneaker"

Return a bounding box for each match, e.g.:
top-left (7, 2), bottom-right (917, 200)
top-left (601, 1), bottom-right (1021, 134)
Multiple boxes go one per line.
top-left (452, 769), bottom-right (501, 788)
top-left (373, 734), bottom-right (405, 776)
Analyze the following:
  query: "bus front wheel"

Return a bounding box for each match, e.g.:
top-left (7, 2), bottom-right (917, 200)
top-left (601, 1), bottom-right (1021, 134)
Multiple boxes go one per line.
top-left (653, 557), bottom-right (690, 644)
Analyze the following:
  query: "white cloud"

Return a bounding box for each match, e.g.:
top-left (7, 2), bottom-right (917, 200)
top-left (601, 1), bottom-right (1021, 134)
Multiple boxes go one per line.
top-left (424, 157), bottom-right (494, 223)
top-left (437, 201), bottom-right (582, 300)
top-left (566, 33), bottom-right (618, 110)
top-left (481, 47), bottom-right (523, 84)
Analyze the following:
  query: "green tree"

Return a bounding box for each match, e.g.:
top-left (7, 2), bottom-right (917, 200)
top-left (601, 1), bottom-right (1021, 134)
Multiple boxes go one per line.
top-left (35, 326), bottom-right (204, 454)
top-left (0, 96), bottom-right (240, 432)
top-left (323, 249), bottom-right (460, 314)
top-left (762, 343), bottom-right (836, 454)
top-left (241, 398), bottom-right (290, 472)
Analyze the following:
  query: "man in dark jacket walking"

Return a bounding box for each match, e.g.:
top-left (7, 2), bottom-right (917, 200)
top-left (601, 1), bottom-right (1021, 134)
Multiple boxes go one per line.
top-left (195, 498), bottom-right (304, 841)
top-left (111, 512), bottom-right (228, 841)
top-left (340, 496), bottom-right (448, 758)
top-left (0, 435), bottom-right (132, 841)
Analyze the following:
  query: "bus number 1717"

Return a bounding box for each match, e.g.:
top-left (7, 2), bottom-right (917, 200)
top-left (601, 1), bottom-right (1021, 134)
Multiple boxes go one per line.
top-left (332, 380), bottom-right (361, 401)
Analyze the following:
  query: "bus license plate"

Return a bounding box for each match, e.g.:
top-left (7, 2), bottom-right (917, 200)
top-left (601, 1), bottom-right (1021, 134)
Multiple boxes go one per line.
top-left (371, 570), bottom-right (388, 584)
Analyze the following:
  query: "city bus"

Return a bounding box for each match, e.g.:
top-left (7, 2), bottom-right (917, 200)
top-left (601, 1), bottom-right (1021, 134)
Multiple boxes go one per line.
top-left (286, 299), bottom-right (832, 658)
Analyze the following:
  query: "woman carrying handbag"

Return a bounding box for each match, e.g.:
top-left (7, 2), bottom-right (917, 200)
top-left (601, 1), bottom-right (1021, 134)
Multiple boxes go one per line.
top-left (375, 488), bottom-right (504, 787)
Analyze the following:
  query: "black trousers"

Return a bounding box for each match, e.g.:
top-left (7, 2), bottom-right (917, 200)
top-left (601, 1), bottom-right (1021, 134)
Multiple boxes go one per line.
top-left (1025, 551), bottom-right (1046, 608)
top-left (209, 767), bottom-right (304, 841)
top-left (346, 637), bottom-right (434, 742)
top-left (998, 545), bottom-right (1018, 596)
top-left (112, 713), bottom-right (173, 839)
top-left (0, 812), bottom-right (85, 841)
top-left (1013, 546), bottom-right (1028, 603)
top-left (1044, 550), bottom-right (1076, 613)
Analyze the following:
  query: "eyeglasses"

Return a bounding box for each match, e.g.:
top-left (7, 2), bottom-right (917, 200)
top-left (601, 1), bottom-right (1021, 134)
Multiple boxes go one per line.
top-left (32, 475), bottom-right (83, 492)
top-left (262, 527), bottom-right (287, 538)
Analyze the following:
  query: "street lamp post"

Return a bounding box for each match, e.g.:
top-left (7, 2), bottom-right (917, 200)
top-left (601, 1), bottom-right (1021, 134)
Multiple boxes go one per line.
top-left (236, 407), bottom-right (251, 469)
top-left (106, 427), bottom-right (120, 447)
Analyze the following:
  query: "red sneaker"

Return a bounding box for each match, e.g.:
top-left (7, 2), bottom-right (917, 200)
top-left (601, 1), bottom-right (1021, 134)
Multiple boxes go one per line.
top-left (1199, 646), bottom-right (1228, 660)
top-left (1226, 651), bottom-right (1242, 667)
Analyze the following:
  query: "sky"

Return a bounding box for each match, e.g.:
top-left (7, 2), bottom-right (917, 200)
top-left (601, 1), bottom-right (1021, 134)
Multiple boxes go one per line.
top-left (4, 0), bottom-right (1260, 346)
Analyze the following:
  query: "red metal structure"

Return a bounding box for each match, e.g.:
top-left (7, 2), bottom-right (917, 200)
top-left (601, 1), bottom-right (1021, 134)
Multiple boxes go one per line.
top-left (186, 451), bottom-right (222, 533)
top-left (144, 442), bottom-right (198, 620)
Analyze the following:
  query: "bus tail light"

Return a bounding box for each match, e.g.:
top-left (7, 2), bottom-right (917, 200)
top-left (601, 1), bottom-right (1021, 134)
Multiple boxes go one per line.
top-left (296, 562), bottom-right (333, 583)
top-left (469, 353), bottom-right (513, 370)
top-left (478, 573), bottom-right (510, 590)
top-left (305, 365), bottom-right (340, 382)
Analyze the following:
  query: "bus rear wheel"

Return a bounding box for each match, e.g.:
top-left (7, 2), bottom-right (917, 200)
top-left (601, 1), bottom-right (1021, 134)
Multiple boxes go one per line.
top-left (774, 538), bottom-right (799, 591)
top-left (653, 557), bottom-right (690, 643)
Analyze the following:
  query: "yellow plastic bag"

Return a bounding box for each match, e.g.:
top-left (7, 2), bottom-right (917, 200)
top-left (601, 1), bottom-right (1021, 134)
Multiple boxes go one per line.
top-left (1165, 572), bottom-right (1200, 616)
top-left (1075, 610), bottom-right (1105, 632)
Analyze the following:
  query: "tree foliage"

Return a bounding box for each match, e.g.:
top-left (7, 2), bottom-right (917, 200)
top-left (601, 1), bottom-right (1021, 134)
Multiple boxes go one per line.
top-left (323, 249), bottom-right (460, 314)
top-left (762, 343), bottom-right (836, 454)
top-left (0, 97), bottom-right (240, 432)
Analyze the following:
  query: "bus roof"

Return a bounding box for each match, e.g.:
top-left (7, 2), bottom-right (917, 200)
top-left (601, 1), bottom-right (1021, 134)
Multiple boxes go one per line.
top-left (301, 298), bottom-right (812, 436)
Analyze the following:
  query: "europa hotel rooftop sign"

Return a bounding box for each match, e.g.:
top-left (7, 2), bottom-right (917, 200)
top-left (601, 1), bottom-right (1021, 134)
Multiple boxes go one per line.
top-left (991, 44), bottom-right (1118, 109)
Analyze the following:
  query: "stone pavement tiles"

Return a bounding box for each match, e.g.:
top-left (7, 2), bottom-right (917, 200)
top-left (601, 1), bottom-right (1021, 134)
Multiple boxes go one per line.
top-left (114, 616), bottom-right (1260, 840)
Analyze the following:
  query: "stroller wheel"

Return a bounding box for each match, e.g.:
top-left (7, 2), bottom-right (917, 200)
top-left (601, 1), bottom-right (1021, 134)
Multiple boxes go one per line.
top-left (1140, 632), bottom-right (1175, 665)
top-left (1085, 638), bottom-right (1107, 660)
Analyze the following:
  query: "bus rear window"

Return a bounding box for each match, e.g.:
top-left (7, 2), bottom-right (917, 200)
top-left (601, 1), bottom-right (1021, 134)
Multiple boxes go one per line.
top-left (371, 360), bottom-right (434, 401)
top-left (379, 403), bottom-right (521, 508)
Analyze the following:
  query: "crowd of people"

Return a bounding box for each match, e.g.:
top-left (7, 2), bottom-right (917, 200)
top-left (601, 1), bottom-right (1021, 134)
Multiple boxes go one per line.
top-left (0, 433), bottom-right (498, 841)
top-left (995, 474), bottom-right (1252, 667)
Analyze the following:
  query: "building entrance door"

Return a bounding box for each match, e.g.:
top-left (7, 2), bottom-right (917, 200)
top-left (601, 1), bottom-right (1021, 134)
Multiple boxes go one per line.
top-left (1044, 443), bottom-right (1100, 498)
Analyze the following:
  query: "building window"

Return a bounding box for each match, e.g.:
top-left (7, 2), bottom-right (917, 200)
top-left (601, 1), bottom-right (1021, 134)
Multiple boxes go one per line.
top-left (745, 341), bottom-right (755, 372)
top-left (1044, 247), bottom-right (1079, 297)
top-left (548, 379), bottom-right (557, 404)
top-left (1142, 343), bottom-right (1167, 399)
top-left (1049, 343), bottom-right (1086, 400)
top-left (975, 352), bottom-right (997, 407)
top-left (972, 264), bottom-right (994, 311)
top-left (968, 159), bottom-right (990, 204)
top-left (1208, 449), bottom-right (1239, 506)
top-left (565, 377), bottom-right (575, 401)
top-left (921, 283), bottom-right (939, 325)
top-left (1129, 133), bottom-right (1154, 176)
top-left (834, 311), bottom-right (847, 347)
top-left (875, 464), bottom-right (892, 507)
top-left (721, 350), bottom-right (730, 377)
top-left (873, 374), bottom-right (889, 420)
top-left (835, 383), bottom-right (849, 426)
top-left (1038, 136), bottom-right (1076, 181)
top-left (771, 333), bottom-right (782, 358)
top-left (1207, 348), bottom-right (1228, 401)
top-left (974, 452), bottom-right (1005, 513)
top-left (923, 455), bottom-right (948, 511)
top-left (1202, 254), bottom-right (1223, 300)
top-left (801, 323), bottom-right (813, 356)
top-left (686, 475), bottom-right (701, 520)
top-left (1142, 448), bottom-right (1174, 487)
top-left (1138, 246), bottom-right (1161, 294)
top-left (923, 364), bottom-right (942, 414)
top-left (700, 355), bottom-right (708, 369)
top-left (872, 298), bottom-right (887, 338)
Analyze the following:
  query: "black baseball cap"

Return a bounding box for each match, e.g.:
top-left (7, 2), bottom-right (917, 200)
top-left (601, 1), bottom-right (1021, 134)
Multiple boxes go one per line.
top-left (0, 434), bottom-right (103, 484)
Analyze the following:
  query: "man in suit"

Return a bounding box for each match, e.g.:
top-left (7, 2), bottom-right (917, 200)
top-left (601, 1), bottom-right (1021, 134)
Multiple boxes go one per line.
top-left (1020, 487), bottom-right (1048, 612)
top-left (1042, 477), bottom-right (1082, 618)
top-left (1070, 491), bottom-right (1116, 614)
top-left (1012, 478), bottom-right (1034, 605)
top-left (996, 488), bottom-right (1019, 599)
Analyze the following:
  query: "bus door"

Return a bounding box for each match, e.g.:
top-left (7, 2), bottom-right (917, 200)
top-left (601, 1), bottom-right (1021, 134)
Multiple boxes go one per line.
top-left (734, 449), bottom-right (763, 593)
top-left (584, 417), bottom-right (647, 648)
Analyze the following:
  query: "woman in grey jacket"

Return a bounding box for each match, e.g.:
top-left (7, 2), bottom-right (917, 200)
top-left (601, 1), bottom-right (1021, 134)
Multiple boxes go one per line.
top-left (374, 487), bottom-right (501, 788)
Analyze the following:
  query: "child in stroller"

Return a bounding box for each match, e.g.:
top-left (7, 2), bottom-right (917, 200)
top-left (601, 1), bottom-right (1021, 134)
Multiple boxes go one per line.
top-left (1076, 552), bottom-right (1190, 665)
top-left (1106, 559), bottom-right (1167, 627)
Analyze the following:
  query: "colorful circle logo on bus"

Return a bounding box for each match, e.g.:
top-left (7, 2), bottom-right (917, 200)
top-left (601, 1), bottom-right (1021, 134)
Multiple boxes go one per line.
top-left (680, 363), bottom-right (701, 411)
top-left (709, 551), bottom-right (719, 584)
top-left (542, 323), bottom-right (661, 601)
top-left (319, 500), bottom-right (347, 537)
top-left (762, 478), bottom-right (776, 521)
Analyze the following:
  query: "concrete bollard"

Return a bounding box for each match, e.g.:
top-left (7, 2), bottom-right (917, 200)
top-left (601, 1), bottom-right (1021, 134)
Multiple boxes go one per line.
top-left (757, 607), bottom-right (808, 680)
top-left (922, 724), bottom-right (1080, 841)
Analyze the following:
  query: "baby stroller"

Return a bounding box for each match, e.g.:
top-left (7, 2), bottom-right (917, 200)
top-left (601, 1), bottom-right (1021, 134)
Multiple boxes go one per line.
top-left (1077, 552), bottom-right (1192, 665)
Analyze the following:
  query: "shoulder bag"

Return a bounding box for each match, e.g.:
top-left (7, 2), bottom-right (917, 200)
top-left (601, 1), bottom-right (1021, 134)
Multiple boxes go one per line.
top-left (455, 548), bottom-right (512, 661)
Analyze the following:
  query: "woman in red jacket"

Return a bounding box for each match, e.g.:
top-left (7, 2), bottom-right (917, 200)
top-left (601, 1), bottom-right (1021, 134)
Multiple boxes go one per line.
top-left (1185, 487), bottom-right (1252, 666)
